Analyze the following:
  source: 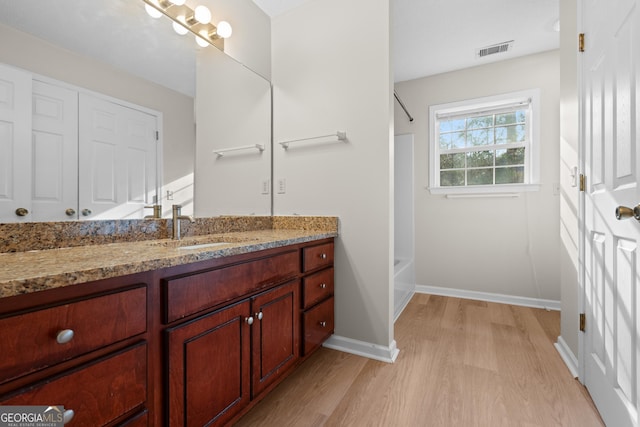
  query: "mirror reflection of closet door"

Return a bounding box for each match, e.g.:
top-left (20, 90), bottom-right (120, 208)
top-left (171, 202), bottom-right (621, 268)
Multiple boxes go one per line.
top-left (78, 93), bottom-right (159, 220)
top-left (0, 64), bottom-right (31, 223)
top-left (31, 80), bottom-right (78, 221)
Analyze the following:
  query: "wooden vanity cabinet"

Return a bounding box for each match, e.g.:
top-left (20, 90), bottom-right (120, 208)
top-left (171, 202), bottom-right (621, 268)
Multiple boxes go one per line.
top-left (165, 280), bottom-right (300, 427)
top-left (0, 237), bottom-right (334, 427)
top-left (166, 301), bottom-right (251, 427)
top-left (0, 275), bottom-right (151, 427)
top-left (301, 242), bottom-right (335, 355)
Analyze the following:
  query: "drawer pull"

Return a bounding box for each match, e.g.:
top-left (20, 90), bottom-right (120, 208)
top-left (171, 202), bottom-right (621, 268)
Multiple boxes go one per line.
top-left (320, 283), bottom-right (327, 289)
top-left (320, 253), bottom-right (327, 259)
top-left (319, 321), bottom-right (327, 327)
top-left (245, 316), bottom-right (254, 325)
top-left (256, 311), bottom-right (263, 321)
top-left (56, 329), bottom-right (75, 344)
top-left (63, 409), bottom-right (75, 425)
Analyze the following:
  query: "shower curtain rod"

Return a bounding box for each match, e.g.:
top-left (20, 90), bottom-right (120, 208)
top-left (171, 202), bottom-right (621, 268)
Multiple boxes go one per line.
top-left (394, 90), bottom-right (414, 122)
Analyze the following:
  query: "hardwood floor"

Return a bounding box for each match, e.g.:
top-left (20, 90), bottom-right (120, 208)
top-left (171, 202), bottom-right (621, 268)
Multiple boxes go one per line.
top-left (235, 294), bottom-right (605, 426)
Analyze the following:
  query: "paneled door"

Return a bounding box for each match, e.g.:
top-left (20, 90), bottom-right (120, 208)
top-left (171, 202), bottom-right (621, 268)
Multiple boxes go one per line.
top-left (78, 93), bottom-right (158, 219)
top-left (31, 80), bottom-right (78, 221)
top-left (582, 0), bottom-right (640, 425)
top-left (0, 63), bottom-right (31, 222)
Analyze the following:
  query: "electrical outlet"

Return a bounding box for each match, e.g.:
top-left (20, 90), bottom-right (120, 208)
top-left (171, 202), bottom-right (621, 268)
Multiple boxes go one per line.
top-left (261, 179), bottom-right (270, 195)
top-left (277, 178), bottom-right (286, 194)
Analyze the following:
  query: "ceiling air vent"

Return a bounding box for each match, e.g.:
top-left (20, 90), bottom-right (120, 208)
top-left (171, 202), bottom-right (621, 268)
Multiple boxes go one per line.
top-left (476, 40), bottom-right (514, 58)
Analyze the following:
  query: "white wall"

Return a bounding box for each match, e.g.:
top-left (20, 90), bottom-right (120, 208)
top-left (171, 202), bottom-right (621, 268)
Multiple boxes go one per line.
top-left (204, 0), bottom-right (271, 80)
top-left (272, 0), bottom-right (395, 352)
top-left (0, 23), bottom-right (195, 216)
top-left (395, 50), bottom-right (561, 303)
top-left (559, 0), bottom-right (581, 361)
top-left (195, 47), bottom-right (271, 216)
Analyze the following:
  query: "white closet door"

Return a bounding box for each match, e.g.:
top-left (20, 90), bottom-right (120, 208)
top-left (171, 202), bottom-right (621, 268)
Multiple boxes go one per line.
top-left (31, 80), bottom-right (78, 221)
top-left (78, 93), bottom-right (158, 220)
top-left (0, 64), bottom-right (31, 222)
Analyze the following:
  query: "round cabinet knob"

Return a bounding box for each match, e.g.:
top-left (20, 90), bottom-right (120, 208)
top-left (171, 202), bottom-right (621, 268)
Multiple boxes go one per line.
top-left (56, 329), bottom-right (75, 344)
top-left (256, 311), bottom-right (263, 321)
top-left (319, 321), bottom-right (327, 328)
top-left (63, 409), bottom-right (75, 425)
top-left (320, 283), bottom-right (327, 289)
top-left (320, 253), bottom-right (327, 259)
top-left (15, 207), bottom-right (29, 217)
top-left (65, 208), bottom-right (76, 217)
top-left (245, 316), bottom-right (254, 325)
top-left (81, 209), bottom-right (92, 216)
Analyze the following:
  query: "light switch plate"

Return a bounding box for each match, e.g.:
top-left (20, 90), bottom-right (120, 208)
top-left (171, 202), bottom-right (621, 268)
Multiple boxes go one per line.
top-left (277, 178), bottom-right (286, 194)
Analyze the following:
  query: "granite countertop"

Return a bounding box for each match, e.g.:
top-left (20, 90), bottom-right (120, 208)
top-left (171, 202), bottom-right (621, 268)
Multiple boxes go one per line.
top-left (0, 229), bottom-right (337, 299)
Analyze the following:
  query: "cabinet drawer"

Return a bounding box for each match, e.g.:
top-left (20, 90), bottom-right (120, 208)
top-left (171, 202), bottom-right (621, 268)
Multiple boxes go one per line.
top-left (164, 250), bottom-right (299, 323)
top-left (0, 286), bottom-right (147, 383)
top-left (1, 343), bottom-right (147, 427)
top-left (303, 242), bottom-right (334, 272)
top-left (302, 268), bottom-right (334, 309)
top-left (303, 297), bottom-right (334, 355)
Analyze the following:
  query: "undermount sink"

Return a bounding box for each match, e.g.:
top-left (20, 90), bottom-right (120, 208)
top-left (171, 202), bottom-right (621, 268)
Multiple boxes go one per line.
top-left (144, 234), bottom-right (260, 250)
top-left (177, 242), bottom-right (229, 250)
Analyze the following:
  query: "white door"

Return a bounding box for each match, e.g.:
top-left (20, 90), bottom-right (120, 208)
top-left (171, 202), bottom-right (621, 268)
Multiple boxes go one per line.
top-left (0, 64), bottom-right (31, 222)
top-left (78, 93), bottom-right (158, 220)
top-left (582, 0), bottom-right (640, 425)
top-left (31, 80), bottom-right (78, 221)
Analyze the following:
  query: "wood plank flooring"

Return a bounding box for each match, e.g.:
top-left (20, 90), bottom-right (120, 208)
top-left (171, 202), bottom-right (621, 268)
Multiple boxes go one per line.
top-left (235, 294), bottom-right (605, 426)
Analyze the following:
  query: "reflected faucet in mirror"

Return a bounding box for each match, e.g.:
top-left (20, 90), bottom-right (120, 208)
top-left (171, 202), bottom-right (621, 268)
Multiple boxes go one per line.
top-left (172, 204), bottom-right (195, 240)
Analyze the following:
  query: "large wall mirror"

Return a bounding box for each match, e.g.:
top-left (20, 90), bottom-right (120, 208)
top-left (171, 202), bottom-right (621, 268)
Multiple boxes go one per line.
top-left (0, 0), bottom-right (272, 222)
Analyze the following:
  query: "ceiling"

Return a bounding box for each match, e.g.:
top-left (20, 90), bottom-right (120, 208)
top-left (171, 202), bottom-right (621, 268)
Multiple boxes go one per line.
top-left (0, 0), bottom-right (560, 94)
top-left (253, 0), bottom-right (561, 82)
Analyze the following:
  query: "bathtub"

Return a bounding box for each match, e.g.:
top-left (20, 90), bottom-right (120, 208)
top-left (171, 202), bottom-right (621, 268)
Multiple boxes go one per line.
top-left (394, 257), bottom-right (415, 321)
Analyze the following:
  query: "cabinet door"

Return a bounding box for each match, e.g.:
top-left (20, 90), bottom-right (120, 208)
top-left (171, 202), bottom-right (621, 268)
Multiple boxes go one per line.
top-left (0, 63), bottom-right (31, 222)
top-left (78, 93), bottom-right (158, 220)
top-left (251, 280), bottom-right (299, 397)
top-left (166, 301), bottom-right (251, 427)
top-left (31, 80), bottom-right (78, 221)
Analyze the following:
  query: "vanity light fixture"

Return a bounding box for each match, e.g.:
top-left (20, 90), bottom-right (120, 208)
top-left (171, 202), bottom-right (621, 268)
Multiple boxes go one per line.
top-left (142, 0), bottom-right (232, 50)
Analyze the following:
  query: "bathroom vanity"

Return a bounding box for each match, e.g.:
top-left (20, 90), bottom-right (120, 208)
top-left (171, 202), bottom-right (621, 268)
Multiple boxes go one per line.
top-left (0, 220), bottom-right (336, 426)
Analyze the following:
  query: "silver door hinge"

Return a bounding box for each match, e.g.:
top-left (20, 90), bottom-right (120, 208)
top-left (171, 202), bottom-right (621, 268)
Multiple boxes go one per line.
top-left (579, 33), bottom-right (585, 52)
top-left (580, 313), bottom-right (586, 332)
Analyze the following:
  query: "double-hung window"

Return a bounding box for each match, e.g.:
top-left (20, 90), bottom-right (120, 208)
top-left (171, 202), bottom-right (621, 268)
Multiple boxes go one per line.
top-left (428, 89), bottom-right (540, 194)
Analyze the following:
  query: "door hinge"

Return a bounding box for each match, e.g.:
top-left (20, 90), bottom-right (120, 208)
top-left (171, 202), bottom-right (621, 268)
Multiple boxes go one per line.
top-left (579, 174), bottom-right (586, 192)
top-left (580, 313), bottom-right (586, 332)
top-left (579, 33), bottom-right (585, 52)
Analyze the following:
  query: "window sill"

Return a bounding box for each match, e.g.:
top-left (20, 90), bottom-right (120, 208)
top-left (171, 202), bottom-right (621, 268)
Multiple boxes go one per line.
top-left (427, 183), bottom-right (541, 196)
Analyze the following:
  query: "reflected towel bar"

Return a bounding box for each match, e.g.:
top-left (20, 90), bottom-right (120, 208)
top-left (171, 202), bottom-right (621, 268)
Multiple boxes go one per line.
top-left (213, 144), bottom-right (265, 157)
top-left (279, 131), bottom-right (347, 149)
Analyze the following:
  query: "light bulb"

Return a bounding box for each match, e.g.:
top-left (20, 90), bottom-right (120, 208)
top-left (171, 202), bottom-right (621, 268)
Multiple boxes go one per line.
top-left (216, 21), bottom-right (232, 38)
top-left (195, 34), bottom-right (209, 47)
top-left (194, 5), bottom-right (212, 24)
top-left (145, 4), bottom-right (162, 19)
top-left (172, 21), bottom-right (188, 35)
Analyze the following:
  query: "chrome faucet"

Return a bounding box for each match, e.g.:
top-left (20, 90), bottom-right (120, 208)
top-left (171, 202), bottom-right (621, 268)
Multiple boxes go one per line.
top-left (172, 204), bottom-right (195, 240)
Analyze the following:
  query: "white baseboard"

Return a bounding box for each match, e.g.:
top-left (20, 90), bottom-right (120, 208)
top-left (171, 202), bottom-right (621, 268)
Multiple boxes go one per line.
top-left (555, 336), bottom-right (579, 378)
top-left (416, 284), bottom-right (561, 311)
top-left (323, 335), bottom-right (400, 363)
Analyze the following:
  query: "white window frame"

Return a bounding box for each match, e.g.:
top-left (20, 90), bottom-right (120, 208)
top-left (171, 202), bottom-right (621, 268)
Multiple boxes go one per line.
top-left (428, 89), bottom-right (541, 195)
